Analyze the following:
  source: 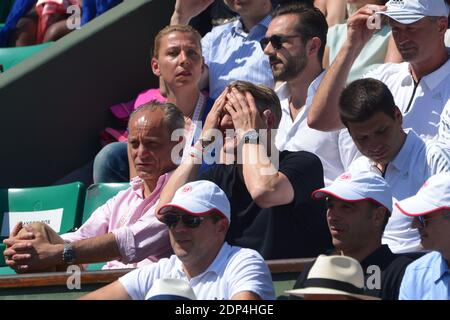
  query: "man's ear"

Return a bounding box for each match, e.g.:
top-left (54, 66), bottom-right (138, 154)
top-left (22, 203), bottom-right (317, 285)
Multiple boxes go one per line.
top-left (216, 218), bottom-right (229, 235)
top-left (394, 106), bottom-right (403, 126)
top-left (151, 57), bottom-right (161, 77)
top-left (307, 37), bottom-right (322, 58)
top-left (372, 206), bottom-right (388, 229)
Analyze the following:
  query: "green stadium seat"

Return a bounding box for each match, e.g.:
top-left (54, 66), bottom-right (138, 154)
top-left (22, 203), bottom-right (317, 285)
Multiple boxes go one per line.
top-left (0, 182), bottom-right (86, 271)
top-left (0, 42), bottom-right (53, 72)
top-left (82, 183), bottom-right (129, 224)
top-left (82, 183), bottom-right (129, 271)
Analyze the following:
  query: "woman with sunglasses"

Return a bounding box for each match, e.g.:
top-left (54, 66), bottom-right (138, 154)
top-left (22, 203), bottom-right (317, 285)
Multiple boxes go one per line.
top-left (396, 173), bottom-right (450, 300)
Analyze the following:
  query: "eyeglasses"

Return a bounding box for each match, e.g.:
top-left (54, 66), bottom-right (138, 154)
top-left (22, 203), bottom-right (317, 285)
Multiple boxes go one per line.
top-left (259, 34), bottom-right (302, 51)
top-left (161, 213), bottom-right (206, 229)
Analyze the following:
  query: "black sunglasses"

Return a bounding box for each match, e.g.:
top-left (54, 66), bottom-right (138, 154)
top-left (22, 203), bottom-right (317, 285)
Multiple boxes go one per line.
top-left (260, 34), bottom-right (302, 50)
top-left (162, 213), bottom-right (206, 229)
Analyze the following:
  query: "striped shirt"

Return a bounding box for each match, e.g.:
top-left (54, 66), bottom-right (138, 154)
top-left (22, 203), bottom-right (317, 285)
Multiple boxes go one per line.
top-left (202, 15), bottom-right (274, 98)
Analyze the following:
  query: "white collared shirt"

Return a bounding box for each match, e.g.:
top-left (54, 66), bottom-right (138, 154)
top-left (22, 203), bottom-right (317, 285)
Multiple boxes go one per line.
top-left (119, 243), bottom-right (275, 300)
top-left (275, 71), bottom-right (360, 186)
top-left (201, 15), bottom-right (274, 99)
top-left (365, 55), bottom-right (450, 140)
top-left (349, 130), bottom-right (450, 253)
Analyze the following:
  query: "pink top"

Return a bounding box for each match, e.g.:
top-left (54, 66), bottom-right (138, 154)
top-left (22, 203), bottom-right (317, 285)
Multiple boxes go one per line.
top-left (61, 174), bottom-right (172, 269)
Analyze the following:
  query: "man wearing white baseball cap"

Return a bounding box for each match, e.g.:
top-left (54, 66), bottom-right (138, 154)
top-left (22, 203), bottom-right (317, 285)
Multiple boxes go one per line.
top-left (292, 171), bottom-right (418, 300)
top-left (308, 0), bottom-right (450, 142)
top-left (81, 180), bottom-right (275, 300)
top-left (396, 173), bottom-right (450, 300)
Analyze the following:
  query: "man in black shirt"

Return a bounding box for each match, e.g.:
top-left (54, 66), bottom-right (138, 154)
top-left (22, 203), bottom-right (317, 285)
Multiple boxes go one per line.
top-left (156, 80), bottom-right (331, 259)
top-left (292, 171), bottom-right (420, 300)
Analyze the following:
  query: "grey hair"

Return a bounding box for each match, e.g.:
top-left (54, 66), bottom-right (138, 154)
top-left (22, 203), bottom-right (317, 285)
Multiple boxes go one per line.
top-left (129, 100), bottom-right (185, 135)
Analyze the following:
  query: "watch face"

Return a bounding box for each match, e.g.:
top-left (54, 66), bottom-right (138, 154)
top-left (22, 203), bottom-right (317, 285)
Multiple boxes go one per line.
top-left (244, 130), bottom-right (259, 143)
top-left (63, 244), bottom-right (75, 263)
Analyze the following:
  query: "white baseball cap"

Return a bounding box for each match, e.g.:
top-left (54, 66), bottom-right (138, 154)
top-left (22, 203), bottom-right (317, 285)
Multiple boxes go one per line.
top-left (286, 255), bottom-right (380, 300)
top-left (395, 172), bottom-right (450, 216)
top-left (378, 0), bottom-right (450, 25)
top-left (145, 278), bottom-right (196, 300)
top-left (158, 180), bottom-right (231, 222)
top-left (312, 171), bottom-right (393, 214)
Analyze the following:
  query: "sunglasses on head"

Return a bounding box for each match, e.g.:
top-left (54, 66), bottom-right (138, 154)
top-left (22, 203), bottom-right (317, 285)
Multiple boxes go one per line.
top-left (162, 213), bottom-right (206, 229)
top-left (259, 34), bottom-right (302, 50)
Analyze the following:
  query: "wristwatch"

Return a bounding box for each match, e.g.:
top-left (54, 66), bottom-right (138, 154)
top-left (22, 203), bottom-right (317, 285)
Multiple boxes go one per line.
top-left (242, 130), bottom-right (259, 144)
top-left (62, 243), bottom-right (76, 265)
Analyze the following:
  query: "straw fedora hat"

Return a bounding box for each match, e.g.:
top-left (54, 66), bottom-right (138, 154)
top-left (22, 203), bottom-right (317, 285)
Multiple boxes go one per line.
top-left (286, 255), bottom-right (380, 300)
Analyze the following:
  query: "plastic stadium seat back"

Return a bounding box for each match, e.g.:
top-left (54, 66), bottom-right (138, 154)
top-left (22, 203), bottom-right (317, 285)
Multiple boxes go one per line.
top-left (0, 182), bottom-right (86, 239)
top-left (0, 42), bottom-right (53, 72)
top-left (0, 182), bottom-right (85, 267)
top-left (82, 183), bottom-right (129, 224)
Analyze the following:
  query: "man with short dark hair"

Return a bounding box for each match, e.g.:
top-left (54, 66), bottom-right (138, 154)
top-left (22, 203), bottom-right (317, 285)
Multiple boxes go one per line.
top-left (397, 173), bottom-right (450, 300)
top-left (292, 171), bottom-right (418, 300)
top-left (81, 180), bottom-right (275, 300)
top-left (156, 80), bottom-right (332, 260)
top-left (340, 78), bottom-right (450, 253)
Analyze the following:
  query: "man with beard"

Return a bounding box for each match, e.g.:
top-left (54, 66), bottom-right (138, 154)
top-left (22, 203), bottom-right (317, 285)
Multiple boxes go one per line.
top-left (262, 3), bottom-right (359, 186)
top-left (307, 0), bottom-right (450, 141)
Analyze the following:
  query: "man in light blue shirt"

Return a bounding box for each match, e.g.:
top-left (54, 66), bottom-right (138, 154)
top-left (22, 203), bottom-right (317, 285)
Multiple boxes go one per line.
top-left (396, 172), bottom-right (450, 300)
top-left (170, 0), bottom-right (275, 98)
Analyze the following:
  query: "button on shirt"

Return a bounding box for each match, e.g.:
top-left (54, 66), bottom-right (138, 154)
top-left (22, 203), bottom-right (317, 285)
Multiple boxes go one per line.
top-left (275, 71), bottom-right (360, 186)
top-left (400, 251), bottom-right (450, 300)
top-left (365, 56), bottom-right (450, 140)
top-left (61, 174), bottom-right (172, 269)
top-left (119, 243), bottom-right (276, 300)
top-left (349, 130), bottom-right (450, 253)
top-left (201, 15), bottom-right (274, 99)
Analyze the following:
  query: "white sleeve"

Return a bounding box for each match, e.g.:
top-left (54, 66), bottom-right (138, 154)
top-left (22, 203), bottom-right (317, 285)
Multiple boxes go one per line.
top-left (426, 140), bottom-right (450, 175)
top-left (118, 264), bottom-right (157, 300)
top-left (338, 129), bottom-right (362, 171)
top-left (225, 249), bottom-right (276, 300)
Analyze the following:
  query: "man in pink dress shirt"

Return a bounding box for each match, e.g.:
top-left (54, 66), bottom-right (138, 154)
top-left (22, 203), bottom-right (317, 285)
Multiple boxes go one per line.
top-left (3, 101), bottom-right (185, 272)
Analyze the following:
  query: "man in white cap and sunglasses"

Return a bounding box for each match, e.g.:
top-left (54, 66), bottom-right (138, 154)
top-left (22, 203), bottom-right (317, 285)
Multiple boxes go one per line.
top-left (396, 173), bottom-right (450, 300)
top-left (307, 0), bottom-right (450, 142)
top-left (292, 171), bottom-right (418, 300)
top-left (81, 180), bottom-right (275, 300)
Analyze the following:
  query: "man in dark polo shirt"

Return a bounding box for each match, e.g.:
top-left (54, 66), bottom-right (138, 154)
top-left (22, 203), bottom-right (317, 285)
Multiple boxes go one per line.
top-left (291, 171), bottom-right (420, 300)
top-left (156, 80), bottom-right (331, 259)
